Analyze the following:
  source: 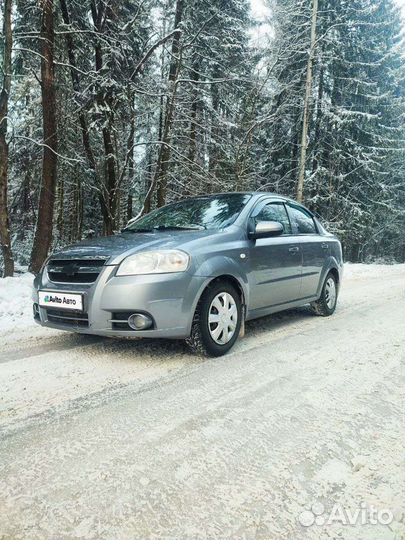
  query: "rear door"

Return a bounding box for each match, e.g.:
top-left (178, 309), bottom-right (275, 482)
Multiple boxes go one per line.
top-left (286, 203), bottom-right (327, 299)
top-left (248, 200), bottom-right (303, 310)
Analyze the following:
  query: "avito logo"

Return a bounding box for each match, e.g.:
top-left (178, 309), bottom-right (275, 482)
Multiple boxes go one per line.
top-left (45, 295), bottom-right (63, 304)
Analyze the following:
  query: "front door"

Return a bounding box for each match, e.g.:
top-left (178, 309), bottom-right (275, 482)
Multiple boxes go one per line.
top-left (248, 201), bottom-right (303, 311)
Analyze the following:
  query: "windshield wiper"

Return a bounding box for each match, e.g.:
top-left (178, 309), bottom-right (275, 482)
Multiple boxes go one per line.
top-left (122, 224), bottom-right (206, 233)
top-left (153, 224), bottom-right (206, 231)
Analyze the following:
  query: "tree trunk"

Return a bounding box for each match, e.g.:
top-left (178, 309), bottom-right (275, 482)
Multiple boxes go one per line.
top-left (155, 0), bottom-right (184, 208)
top-left (208, 65), bottom-right (221, 192)
top-left (296, 0), bottom-right (318, 203)
top-left (0, 0), bottom-right (14, 277)
top-left (60, 0), bottom-right (103, 233)
top-left (124, 115), bottom-right (135, 224)
top-left (57, 173), bottom-right (64, 238)
top-left (186, 55), bottom-right (200, 194)
top-left (90, 0), bottom-right (118, 235)
top-left (29, 0), bottom-right (58, 273)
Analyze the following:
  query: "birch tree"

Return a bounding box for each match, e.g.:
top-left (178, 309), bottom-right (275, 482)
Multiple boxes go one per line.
top-left (296, 0), bottom-right (318, 203)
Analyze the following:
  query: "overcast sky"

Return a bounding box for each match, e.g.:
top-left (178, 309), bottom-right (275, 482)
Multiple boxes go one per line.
top-left (250, 0), bottom-right (268, 19)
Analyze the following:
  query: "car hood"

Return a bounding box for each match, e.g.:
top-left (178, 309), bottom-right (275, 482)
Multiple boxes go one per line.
top-left (50, 229), bottom-right (219, 265)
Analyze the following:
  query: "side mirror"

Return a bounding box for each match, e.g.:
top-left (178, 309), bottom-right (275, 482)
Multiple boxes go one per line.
top-left (248, 220), bottom-right (284, 239)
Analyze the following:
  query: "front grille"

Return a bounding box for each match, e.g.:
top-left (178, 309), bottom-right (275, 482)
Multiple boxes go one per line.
top-left (46, 308), bottom-right (89, 328)
top-left (110, 311), bottom-right (133, 331)
top-left (47, 258), bottom-right (106, 283)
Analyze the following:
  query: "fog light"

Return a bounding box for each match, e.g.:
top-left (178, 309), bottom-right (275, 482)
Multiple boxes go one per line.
top-left (128, 313), bottom-right (152, 330)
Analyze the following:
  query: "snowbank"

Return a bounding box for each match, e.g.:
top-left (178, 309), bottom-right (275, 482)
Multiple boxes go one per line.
top-left (0, 273), bottom-right (35, 333)
top-left (344, 262), bottom-right (405, 280)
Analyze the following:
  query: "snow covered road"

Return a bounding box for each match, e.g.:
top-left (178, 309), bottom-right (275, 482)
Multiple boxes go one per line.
top-left (0, 265), bottom-right (404, 540)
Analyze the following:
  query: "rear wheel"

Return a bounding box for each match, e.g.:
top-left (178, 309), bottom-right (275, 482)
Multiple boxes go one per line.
top-left (186, 281), bottom-right (242, 357)
top-left (311, 272), bottom-right (338, 316)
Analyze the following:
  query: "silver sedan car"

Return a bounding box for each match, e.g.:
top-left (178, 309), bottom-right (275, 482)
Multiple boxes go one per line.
top-left (33, 193), bottom-right (343, 356)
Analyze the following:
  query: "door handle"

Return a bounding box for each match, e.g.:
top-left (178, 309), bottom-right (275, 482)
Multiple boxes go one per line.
top-left (321, 243), bottom-right (329, 250)
top-left (289, 246), bottom-right (299, 253)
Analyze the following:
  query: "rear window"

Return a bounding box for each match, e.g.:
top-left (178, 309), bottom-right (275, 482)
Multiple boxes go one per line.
top-left (288, 205), bottom-right (317, 234)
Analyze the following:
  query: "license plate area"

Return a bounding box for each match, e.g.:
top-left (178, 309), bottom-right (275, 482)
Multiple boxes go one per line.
top-left (38, 291), bottom-right (84, 312)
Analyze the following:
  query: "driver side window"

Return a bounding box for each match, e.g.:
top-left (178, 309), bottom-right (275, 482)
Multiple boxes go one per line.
top-left (254, 202), bottom-right (292, 235)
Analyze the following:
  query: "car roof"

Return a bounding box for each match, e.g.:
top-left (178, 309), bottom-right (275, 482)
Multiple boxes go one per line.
top-left (181, 192), bottom-right (295, 203)
top-left (180, 192), bottom-right (317, 218)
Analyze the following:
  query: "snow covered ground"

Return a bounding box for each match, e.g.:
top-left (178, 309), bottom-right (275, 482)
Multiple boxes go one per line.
top-left (0, 272), bottom-right (34, 333)
top-left (0, 272), bottom-right (60, 346)
top-left (0, 264), bottom-right (404, 540)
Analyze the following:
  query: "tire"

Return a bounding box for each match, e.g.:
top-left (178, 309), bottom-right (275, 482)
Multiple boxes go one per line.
top-left (186, 281), bottom-right (242, 357)
top-left (311, 272), bottom-right (338, 316)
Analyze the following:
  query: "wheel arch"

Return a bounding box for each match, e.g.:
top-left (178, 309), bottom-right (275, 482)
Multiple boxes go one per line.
top-left (206, 274), bottom-right (246, 308)
top-left (188, 272), bottom-right (248, 336)
top-left (317, 262), bottom-right (341, 299)
top-left (328, 266), bottom-right (340, 287)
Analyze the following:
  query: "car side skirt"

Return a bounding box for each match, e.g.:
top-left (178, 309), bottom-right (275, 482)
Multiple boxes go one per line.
top-left (246, 295), bottom-right (319, 321)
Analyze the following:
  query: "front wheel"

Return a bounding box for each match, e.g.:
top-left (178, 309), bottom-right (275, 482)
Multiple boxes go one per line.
top-left (311, 272), bottom-right (338, 316)
top-left (186, 281), bottom-right (242, 357)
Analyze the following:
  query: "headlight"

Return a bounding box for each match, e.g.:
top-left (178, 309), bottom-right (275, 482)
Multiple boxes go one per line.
top-left (116, 250), bottom-right (190, 276)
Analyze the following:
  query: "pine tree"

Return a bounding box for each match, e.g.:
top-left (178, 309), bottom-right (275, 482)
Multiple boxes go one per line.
top-left (262, 0), bottom-right (405, 262)
top-left (1, 0), bottom-right (404, 271)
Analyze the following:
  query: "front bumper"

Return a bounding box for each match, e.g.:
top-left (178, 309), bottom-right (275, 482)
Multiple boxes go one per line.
top-left (33, 265), bottom-right (209, 339)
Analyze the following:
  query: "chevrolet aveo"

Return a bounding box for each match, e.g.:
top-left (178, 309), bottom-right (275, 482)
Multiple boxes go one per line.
top-left (33, 193), bottom-right (343, 356)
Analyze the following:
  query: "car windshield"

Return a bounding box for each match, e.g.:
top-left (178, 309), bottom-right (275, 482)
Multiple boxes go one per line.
top-left (124, 194), bottom-right (251, 232)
